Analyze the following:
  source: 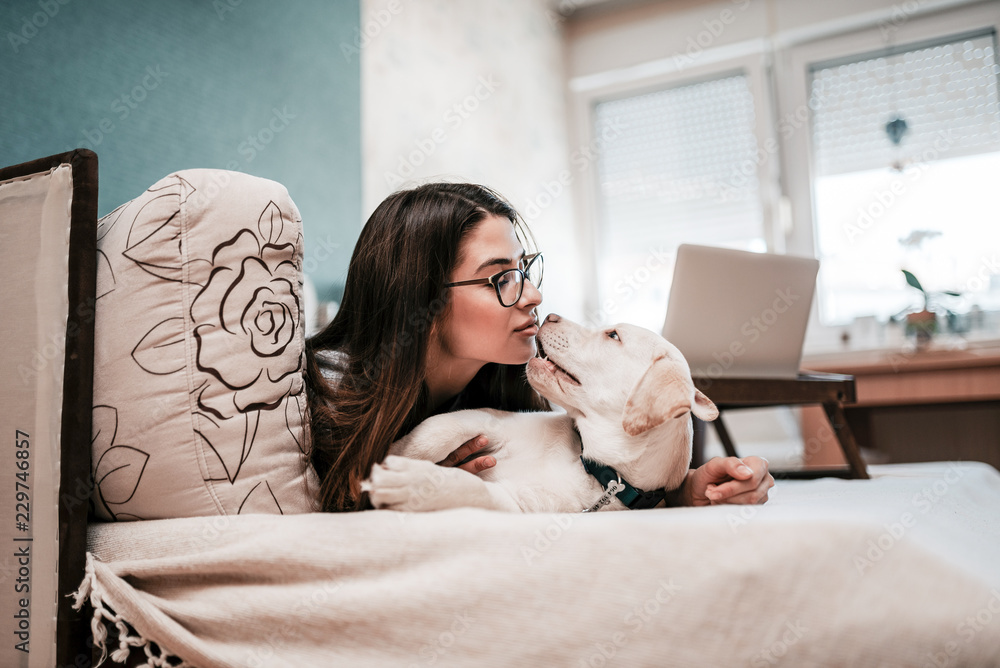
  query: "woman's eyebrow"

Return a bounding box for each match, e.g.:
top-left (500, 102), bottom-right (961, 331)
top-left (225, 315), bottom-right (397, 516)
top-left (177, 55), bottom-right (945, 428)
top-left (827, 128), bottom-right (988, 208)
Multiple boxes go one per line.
top-left (474, 250), bottom-right (526, 274)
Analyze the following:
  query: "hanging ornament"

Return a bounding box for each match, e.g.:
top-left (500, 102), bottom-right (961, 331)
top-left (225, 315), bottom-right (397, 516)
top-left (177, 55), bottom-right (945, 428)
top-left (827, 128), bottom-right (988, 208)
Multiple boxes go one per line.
top-left (885, 116), bottom-right (909, 145)
top-left (886, 115), bottom-right (910, 172)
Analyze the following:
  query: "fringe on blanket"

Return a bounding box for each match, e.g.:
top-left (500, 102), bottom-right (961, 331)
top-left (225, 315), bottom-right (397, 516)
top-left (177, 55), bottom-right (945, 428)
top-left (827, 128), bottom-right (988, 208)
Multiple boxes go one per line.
top-left (72, 552), bottom-right (190, 668)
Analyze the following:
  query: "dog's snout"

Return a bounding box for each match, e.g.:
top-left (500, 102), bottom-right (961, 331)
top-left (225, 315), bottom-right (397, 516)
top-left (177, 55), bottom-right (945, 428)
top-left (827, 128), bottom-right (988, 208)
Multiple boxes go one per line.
top-left (544, 313), bottom-right (561, 324)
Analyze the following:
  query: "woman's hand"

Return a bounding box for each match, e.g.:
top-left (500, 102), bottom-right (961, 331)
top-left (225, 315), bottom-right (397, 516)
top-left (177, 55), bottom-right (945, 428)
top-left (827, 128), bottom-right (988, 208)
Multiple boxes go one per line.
top-left (436, 435), bottom-right (496, 474)
top-left (678, 456), bottom-right (774, 506)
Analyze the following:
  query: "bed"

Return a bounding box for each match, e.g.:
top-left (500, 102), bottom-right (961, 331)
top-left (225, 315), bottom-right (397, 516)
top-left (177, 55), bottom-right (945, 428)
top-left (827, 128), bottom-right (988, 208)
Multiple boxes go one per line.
top-left (3, 152), bottom-right (999, 667)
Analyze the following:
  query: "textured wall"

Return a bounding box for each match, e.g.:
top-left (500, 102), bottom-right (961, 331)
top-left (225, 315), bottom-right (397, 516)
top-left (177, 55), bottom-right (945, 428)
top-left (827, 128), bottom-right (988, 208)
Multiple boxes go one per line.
top-left (361, 0), bottom-right (585, 321)
top-left (1, 0), bottom-right (360, 301)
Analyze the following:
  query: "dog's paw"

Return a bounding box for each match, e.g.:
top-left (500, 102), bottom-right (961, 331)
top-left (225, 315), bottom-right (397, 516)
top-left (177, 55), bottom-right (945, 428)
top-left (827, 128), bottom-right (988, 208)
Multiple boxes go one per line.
top-left (363, 455), bottom-right (458, 512)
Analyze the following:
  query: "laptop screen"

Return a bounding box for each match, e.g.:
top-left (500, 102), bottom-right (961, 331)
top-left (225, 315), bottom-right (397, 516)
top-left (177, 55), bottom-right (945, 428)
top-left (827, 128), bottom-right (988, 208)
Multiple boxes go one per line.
top-left (662, 244), bottom-right (819, 379)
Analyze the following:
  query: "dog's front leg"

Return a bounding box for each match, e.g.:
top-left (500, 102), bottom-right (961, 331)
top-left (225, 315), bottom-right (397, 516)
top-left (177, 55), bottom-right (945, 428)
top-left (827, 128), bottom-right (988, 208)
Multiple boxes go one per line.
top-left (389, 409), bottom-right (507, 463)
top-left (363, 455), bottom-right (520, 512)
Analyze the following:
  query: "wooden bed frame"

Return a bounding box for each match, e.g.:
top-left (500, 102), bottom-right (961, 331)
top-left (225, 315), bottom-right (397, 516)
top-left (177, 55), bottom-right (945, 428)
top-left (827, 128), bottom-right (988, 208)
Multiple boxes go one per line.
top-left (0, 150), bottom-right (97, 665)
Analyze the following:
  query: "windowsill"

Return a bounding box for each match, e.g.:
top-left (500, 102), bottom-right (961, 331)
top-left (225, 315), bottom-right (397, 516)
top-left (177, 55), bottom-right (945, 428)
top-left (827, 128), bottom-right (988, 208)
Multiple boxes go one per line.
top-left (802, 336), bottom-right (1000, 374)
top-left (804, 307), bottom-right (1000, 359)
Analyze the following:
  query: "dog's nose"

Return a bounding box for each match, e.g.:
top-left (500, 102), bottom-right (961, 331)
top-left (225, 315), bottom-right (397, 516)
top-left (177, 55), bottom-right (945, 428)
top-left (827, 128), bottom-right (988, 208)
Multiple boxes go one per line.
top-left (544, 313), bottom-right (561, 324)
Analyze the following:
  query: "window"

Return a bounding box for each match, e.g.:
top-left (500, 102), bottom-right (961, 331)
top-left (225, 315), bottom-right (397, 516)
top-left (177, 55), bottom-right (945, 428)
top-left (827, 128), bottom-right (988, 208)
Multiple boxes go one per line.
top-left (809, 30), bottom-right (1000, 325)
top-left (592, 72), bottom-right (767, 331)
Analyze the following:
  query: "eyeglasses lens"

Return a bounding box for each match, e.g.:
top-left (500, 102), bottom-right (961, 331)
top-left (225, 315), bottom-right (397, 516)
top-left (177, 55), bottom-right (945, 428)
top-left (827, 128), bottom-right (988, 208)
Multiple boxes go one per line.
top-left (526, 254), bottom-right (543, 289)
top-left (498, 255), bottom-right (543, 307)
top-left (498, 270), bottom-right (523, 307)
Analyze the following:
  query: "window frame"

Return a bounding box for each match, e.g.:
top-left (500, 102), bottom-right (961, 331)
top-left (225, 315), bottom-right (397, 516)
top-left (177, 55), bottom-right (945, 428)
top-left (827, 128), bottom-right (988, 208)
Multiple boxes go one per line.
top-left (567, 0), bottom-right (999, 348)
top-left (568, 46), bottom-right (781, 328)
top-left (773, 1), bottom-right (1000, 352)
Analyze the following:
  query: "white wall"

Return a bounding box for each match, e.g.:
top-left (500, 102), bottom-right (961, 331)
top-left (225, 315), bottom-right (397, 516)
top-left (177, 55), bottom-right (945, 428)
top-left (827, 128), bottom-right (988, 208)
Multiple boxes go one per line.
top-left (361, 0), bottom-right (585, 322)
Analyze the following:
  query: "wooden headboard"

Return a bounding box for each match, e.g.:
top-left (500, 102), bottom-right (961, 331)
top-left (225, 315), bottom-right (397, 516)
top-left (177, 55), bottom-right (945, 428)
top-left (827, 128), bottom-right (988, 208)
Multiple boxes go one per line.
top-left (0, 150), bottom-right (97, 665)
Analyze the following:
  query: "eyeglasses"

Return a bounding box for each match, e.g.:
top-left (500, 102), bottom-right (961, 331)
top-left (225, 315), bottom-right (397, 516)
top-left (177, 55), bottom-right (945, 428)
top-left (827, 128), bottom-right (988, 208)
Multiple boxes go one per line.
top-left (444, 252), bottom-right (544, 307)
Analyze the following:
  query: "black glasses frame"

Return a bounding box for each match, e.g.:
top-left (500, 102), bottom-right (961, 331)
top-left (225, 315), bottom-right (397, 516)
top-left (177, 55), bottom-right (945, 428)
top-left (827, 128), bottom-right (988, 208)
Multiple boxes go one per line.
top-left (444, 252), bottom-right (543, 307)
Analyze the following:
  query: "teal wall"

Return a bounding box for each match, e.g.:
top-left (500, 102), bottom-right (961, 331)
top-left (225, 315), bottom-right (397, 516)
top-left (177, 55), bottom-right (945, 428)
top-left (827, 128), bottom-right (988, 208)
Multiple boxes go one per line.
top-left (1, 0), bottom-right (360, 300)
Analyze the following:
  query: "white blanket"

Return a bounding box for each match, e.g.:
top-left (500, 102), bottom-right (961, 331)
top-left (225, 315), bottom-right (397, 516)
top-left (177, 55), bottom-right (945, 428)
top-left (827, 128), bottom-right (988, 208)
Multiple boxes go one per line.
top-left (79, 462), bottom-right (1000, 667)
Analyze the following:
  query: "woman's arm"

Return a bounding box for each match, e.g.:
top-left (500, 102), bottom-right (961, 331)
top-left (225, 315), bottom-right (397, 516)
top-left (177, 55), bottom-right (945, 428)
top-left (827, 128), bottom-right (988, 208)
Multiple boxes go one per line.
top-left (667, 456), bottom-right (774, 506)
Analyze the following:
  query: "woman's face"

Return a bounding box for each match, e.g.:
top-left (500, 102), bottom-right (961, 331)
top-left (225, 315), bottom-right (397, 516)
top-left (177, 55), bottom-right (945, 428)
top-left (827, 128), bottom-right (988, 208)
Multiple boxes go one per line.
top-left (434, 214), bottom-right (542, 369)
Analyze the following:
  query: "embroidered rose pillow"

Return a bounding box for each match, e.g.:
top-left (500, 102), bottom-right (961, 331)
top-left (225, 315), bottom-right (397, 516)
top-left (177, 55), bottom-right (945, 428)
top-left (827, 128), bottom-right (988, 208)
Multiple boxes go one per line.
top-left (91, 169), bottom-right (319, 520)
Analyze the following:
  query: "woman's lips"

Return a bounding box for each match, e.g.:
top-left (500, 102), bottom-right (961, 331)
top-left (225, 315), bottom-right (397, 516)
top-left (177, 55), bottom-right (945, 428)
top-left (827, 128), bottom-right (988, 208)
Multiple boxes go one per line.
top-left (514, 320), bottom-right (538, 335)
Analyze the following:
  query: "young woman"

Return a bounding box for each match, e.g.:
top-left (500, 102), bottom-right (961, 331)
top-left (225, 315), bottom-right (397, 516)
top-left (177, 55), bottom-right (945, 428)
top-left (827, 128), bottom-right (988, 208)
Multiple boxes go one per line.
top-left (305, 182), bottom-right (773, 513)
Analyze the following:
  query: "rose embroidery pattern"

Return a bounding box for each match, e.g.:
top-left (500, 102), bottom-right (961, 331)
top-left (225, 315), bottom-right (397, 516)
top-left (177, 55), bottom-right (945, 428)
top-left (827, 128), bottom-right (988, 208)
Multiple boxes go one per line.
top-left (120, 176), bottom-right (211, 283)
top-left (94, 174), bottom-right (315, 520)
top-left (92, 405), bottom-right (149, 521)
top-left (191, 202), bottom-right (303, 415)
top-left (186, 201), bottom-right (304, 489)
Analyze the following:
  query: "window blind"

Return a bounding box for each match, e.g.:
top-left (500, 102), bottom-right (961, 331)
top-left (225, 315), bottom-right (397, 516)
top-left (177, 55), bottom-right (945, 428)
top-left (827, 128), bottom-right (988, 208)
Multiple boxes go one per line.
top-left (594, 73), bottom-right (765, 256)
top-left (810, 30), bottom-right (1000, 177)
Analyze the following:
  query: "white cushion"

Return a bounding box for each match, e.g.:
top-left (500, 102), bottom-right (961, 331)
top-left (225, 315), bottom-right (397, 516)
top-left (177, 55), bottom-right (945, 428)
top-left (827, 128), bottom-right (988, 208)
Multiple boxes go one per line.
top-left (92, 169), bottom-right (319, 520)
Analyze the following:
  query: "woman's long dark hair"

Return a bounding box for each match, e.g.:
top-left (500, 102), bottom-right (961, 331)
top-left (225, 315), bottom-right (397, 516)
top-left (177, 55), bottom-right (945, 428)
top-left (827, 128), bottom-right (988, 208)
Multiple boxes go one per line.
top-left (305, 183), bottom-right (550, 512)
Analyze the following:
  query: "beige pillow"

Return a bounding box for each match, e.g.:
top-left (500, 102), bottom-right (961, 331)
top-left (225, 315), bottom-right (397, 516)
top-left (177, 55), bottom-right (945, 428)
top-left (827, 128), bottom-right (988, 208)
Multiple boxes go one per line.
top-left (92, 169), bottom-right (319, 520)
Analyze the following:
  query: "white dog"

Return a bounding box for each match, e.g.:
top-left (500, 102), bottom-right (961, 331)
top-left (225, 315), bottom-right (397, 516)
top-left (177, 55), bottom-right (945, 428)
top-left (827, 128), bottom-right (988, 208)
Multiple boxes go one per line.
top-left (363, 314), bottom-right (718, 513)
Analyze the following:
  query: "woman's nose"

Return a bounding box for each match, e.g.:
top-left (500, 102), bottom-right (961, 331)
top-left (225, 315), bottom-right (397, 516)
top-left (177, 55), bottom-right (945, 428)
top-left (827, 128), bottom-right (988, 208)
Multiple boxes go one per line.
top-left (519, 277), bottom-right (542, 307)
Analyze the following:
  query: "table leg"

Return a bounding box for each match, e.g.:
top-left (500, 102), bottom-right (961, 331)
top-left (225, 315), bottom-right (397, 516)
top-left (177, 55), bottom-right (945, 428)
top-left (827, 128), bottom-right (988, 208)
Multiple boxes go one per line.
top-left (822, 402), bottom-right (870, 479)
top-left (692, 417), bottom-right (706, 468)
top-left (712, 413), bottom-right (740, 459)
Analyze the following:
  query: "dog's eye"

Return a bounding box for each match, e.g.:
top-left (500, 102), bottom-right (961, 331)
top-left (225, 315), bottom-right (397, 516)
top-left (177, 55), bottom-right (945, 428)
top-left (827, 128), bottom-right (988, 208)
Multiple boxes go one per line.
top-left (607, 330), bottom-right (619, 341)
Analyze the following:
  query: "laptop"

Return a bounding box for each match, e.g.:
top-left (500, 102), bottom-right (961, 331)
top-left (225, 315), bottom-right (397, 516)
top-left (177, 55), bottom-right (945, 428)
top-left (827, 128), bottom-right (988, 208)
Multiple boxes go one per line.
top-left (661, 244), bottom-right (820, 379)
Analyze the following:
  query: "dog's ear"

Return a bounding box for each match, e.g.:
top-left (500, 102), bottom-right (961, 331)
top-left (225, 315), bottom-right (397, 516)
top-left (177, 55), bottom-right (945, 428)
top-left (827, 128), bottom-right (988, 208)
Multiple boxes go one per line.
top-left (691, 389), bottom-right (718, 422)
top-left (622, 357), bottom-right (694, 437)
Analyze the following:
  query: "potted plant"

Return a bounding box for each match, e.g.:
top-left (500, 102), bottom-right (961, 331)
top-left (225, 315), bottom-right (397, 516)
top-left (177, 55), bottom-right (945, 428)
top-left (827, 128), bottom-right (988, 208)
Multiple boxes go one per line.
top-left (899, 269), bottom-right (961, 348)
